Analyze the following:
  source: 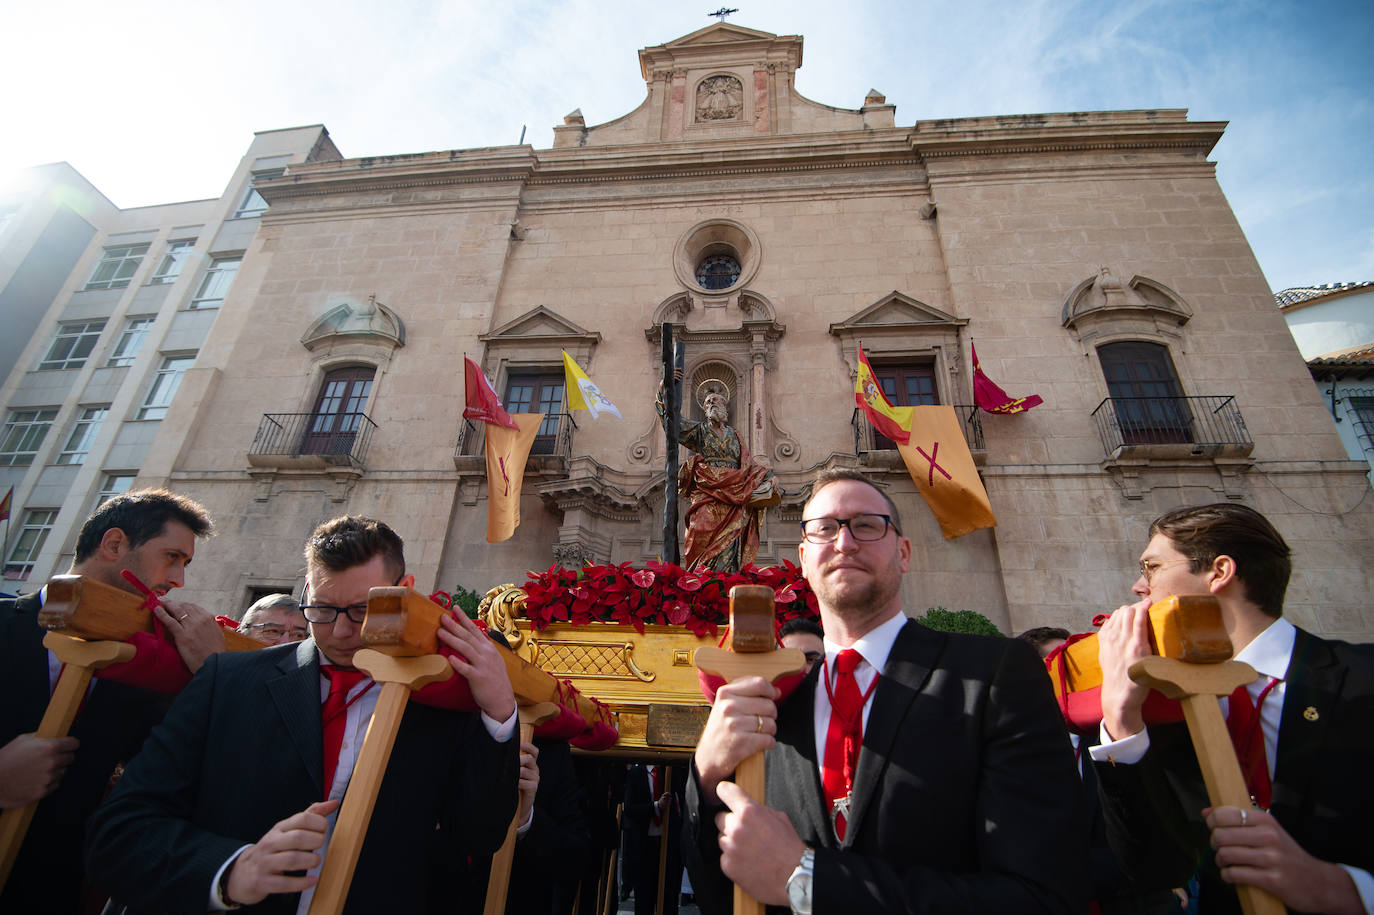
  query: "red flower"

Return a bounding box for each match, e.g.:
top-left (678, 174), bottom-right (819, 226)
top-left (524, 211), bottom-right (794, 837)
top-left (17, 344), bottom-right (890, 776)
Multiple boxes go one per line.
top-left (631, 569), bottom-right (656, 588)
top-left (664, 600), bottom-right (691, 625)
top-left (677, 573), bottom-right (704, 592)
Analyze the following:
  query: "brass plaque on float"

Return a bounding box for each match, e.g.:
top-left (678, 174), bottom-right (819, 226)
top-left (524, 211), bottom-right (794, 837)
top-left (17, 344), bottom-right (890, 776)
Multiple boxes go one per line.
top-left (646, 704), bottom-right (710, 747)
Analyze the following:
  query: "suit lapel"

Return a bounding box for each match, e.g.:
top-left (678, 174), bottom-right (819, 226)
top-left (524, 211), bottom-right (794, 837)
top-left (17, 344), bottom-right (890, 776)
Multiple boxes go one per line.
top-left (8, 593), bottom-right (55, 732)
top-left (268, 639), bottom-right (326, 797)
top-left (843, 620), bottom-right (938, 846)
top-left (771, 664), bottom-right (832, 847)
top-left (1270, 629), bottom-right (1341, 827)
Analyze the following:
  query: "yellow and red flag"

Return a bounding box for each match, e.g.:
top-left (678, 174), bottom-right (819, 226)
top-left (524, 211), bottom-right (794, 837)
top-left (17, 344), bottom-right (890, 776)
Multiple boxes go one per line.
top-left (972, 343), bottom-right (1043, 415)
top-left (897, 407), bottom-right (996, 539)
top-left (855, 346), bottom-right (913, 445)
top-left (483, 413), bottom-right (543, 543)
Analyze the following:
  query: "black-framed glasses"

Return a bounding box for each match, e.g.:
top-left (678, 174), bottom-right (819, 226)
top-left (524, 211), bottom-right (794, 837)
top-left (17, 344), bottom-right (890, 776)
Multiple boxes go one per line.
top-left (800, 513), bottom-right (900, 543)
top-left (300, 572), bottom-right (405, 624)
top-left (1138, 558), bottom-right (1193, 584)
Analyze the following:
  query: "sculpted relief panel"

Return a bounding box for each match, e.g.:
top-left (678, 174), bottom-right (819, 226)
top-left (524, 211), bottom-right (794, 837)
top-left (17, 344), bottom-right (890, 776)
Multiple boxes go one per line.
top-left (696, 75), bottom-right (743, 122)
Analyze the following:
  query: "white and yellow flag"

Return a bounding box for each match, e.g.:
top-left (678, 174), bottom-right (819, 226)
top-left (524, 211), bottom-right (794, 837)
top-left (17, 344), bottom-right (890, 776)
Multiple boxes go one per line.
top-left (562, 350), bottom-right (622, 419)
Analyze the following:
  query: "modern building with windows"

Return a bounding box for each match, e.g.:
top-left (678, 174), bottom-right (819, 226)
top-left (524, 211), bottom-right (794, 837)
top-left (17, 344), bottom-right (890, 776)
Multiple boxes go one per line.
top-left (0, 125), bottom-right (340, 585)
top-left (1277, 281), bottom-right (1374, 483)
top-left (4, 24), bottom-right (1372, 640)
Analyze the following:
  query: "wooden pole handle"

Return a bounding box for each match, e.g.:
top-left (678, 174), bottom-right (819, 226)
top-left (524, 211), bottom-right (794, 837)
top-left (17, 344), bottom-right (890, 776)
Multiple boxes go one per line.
top-left (483, 702), bottom-right (559, 915)
top-left (307, 652), bottom-right (451, 915)
top-left (0, 635), bottom-right (135, 891)
top-left (730, 753), bottom-right (767, 915)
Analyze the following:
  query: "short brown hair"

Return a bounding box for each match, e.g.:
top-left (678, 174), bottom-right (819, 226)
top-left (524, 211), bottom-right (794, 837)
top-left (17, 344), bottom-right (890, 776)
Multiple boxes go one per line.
top-left (1149, 503), bottom-right (1291, 618)
top-left (804, 468), bottom-right (904, 535)
top-left (305, 516), bottom-right (405, 581)
top-left (74, 489), bottom-right (213, 562)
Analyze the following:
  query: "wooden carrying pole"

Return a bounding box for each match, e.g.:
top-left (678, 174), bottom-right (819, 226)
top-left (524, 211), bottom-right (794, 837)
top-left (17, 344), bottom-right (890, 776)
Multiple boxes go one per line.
top-left (693, 585), bottom-right (805, 915)
top-left (41, 574), bottom-right (265, 651)
top-left (309, 587), bottom-right (615, 915)
top-left (483, 701), bottom-right (559, 915)
top-left (0, 633), bottom-right (135, 888)
top-left (654, 767), bottom-right (674, 915)
top-left (1129, 655), bottom-right (1287, 915)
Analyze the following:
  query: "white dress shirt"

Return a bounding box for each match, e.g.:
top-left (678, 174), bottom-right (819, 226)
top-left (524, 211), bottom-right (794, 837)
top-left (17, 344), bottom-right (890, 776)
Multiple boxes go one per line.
top-left (809, 610), bottom-right (908, 778)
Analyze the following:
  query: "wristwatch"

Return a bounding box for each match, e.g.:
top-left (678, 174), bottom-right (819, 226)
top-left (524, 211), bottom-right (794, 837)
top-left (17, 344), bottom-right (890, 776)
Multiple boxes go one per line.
top-left (786, 847), bottom-right (814, 915)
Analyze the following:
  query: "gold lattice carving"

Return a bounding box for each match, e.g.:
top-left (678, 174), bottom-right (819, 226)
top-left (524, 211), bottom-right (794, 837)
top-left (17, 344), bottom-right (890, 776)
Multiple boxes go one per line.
top-left (529, 639), bottom-right (656, 682)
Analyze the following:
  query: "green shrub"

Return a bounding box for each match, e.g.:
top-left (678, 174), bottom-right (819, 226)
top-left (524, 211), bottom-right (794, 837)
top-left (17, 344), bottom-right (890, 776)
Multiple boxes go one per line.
top-left (435, 585), bottom-right (483, 619)
top-left (917, 607), bottom-right (1003, 637)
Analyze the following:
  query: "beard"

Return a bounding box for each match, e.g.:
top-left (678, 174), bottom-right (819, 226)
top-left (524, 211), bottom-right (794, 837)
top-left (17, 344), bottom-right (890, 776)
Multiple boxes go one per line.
top-left (809, 552), bottom-right (904, 622)
top-left (705, 404), bottom-right (728, 424)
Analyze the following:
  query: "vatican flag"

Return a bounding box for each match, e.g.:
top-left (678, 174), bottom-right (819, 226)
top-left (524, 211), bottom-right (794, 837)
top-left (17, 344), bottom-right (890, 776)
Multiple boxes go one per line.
top-left (897, 406), bottom-right (997, 539)
top-left (562, 351), bottom-right (622, 419)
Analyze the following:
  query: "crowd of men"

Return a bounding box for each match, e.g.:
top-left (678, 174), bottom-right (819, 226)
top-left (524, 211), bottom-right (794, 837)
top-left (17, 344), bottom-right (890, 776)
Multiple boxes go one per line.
top-left (0, 476), bottom-right (1369, 914)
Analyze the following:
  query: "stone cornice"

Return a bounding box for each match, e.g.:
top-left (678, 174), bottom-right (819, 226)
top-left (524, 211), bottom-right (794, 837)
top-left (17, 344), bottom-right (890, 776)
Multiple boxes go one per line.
top-left (911, 111), bottom-right (1226, 160)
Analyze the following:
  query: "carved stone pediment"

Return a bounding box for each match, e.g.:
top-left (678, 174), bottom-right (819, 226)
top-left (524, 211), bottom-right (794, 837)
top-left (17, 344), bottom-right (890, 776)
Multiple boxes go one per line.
top-left (829, 291), bottom-right (968, 380)
top-left (661, 22), bottom-right (779, 48)
top-left (829, 291), bottom-right (966, 335)
top-left (1062, 268), bottom-right (1193, 346)
top-left (480, 305), bottom-right (602, 347)
top-left (301, 297), bottom-right (405, 354)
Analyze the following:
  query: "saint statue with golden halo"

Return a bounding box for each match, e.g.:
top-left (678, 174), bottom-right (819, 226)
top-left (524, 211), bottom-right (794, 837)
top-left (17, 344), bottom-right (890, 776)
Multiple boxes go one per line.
top-left (657, 376), bottom-right (778, 572)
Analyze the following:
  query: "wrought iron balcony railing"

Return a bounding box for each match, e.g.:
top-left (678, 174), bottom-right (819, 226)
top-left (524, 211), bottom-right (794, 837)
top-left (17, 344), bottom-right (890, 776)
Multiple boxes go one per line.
top-left (249, 412), bottom-right (377, 467)
top-left (455, 411), bottom-right (577, 461)
top-left (1091, 395), bottom-right (1253, 457)
top-left (851, 405), bottom-right (985, 455)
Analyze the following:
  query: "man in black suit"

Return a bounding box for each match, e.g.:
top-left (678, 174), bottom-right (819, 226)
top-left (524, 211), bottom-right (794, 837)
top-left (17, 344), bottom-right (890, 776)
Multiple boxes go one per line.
top-left (684, 468), bottom-right (1086, 913)
top-left (0, 488), bottom-right (217, 914)
top-left (86, 515), bottom-right (519, 913)
top-left (1094, 502), bottom-right (1374, 914)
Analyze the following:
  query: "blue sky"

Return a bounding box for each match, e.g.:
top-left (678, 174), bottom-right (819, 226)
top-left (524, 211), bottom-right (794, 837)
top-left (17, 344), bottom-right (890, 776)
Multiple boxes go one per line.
top-left (4, 0), bottom-right (1369, 291)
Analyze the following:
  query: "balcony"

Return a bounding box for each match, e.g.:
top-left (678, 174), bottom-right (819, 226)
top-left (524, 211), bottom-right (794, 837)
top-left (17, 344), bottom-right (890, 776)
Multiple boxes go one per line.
top-left (851, 406), bottom-right (987, 467)
top-left (1092, 395), bottom-right (1253, 459)
top-left (454, 412), bottom-right (577, 477)
top-left (247, 412), bottom-right (377, 470)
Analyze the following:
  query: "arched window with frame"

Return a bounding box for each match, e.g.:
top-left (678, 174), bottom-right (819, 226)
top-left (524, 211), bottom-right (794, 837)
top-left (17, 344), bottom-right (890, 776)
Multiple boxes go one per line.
top-left (1097, 341), bottom-right (1191, 444)
top-left (303, 366), bottom-right (374, 455)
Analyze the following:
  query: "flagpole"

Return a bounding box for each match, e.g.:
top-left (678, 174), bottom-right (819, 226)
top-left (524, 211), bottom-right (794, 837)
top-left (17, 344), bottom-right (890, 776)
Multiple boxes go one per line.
top-left (661, 323), bottom-right (682, 566)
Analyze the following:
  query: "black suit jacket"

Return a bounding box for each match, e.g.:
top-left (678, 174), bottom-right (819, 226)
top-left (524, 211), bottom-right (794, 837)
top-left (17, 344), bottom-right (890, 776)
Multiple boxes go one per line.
top-left (85, 637), bottom-right (519, 914)
top-left (1, 591), bottom-right (164, 914)
top-left (1097, 627), bottom-right (1374, 914)
top-left (685, 620), bottom-right (1089, 914)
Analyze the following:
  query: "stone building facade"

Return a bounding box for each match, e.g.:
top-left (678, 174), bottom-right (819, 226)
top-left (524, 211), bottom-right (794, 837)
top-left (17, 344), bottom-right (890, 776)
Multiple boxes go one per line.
top-left (8, 24), bottom-right (1371, 641)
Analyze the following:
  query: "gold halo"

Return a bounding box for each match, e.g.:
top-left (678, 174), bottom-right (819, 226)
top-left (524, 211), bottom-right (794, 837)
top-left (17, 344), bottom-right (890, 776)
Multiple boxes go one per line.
top-left (695, 378), bottom-right (732, 410)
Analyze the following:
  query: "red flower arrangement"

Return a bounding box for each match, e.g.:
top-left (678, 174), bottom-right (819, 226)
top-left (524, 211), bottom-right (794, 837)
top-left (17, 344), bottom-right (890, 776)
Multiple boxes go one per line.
top-left (520, 560), bottom-right (820, 639)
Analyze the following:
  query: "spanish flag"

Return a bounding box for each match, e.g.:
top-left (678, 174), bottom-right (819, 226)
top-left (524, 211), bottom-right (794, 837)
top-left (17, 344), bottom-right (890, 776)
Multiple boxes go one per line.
top-left (855, 346), bottom-right (913, 445)
top-left (897, 407), bottom-right (996, 539)
top-left (562, 351), bottom-right (622, 419)
top-left (484, 413), bottom-right (543, 543)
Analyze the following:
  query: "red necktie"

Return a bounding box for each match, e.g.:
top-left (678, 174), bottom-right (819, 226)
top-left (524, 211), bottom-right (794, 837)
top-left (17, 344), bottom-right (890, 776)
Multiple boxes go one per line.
top-left (1226, 678), bottom-right (1277, 810)
top-left (321, 665), bottom-right (368, 798)
top-left (822, 649), bottom-right (868, 841)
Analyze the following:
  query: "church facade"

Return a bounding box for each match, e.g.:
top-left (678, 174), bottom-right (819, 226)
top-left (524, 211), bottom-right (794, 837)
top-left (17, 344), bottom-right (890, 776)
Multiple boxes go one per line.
top-left (18, 23), bottom-right (1372, 640)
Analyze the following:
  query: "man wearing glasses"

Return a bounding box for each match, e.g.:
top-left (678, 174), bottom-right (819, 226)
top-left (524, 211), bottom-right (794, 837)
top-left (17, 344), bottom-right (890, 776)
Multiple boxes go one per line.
top-left (239, 593), bottom-right (309, 645)
top-left (1093, 503), bottom-right (1374, 914)
top-left (684, 468), bottom-right (1085, 913)
top-left (87, 515), bottom-right (519, 913)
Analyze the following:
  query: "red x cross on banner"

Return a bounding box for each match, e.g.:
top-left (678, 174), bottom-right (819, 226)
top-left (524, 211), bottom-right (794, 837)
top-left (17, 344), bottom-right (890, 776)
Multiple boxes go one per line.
top-left (915, 442), bottom-right (951, 487)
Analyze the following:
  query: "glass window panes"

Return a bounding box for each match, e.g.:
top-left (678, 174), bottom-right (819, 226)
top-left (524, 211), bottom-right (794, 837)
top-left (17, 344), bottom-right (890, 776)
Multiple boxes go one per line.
top-left (96, 473), bottom-right (136, 506)
top-left (150, 239), bottom-right (195, 284)
top-left (107, 317), bottom-right (155, 367)
top-left (189, 257), bottom-right (240, 309)
top-left (56, 406), bottom-right (109, 465)
top-left (0, 409), bottom-right (58, 466)
top-left (696, 254), bottom-right (741, 290)
top-left (138, 355), bottom-right (195, 420)
top-left (40, 320), bottom-right (106, 370)
top-left (233, 169), bottom-right (284, 218)
top-left (4, 509), bottom-right (58, 579)
top-left (85, 244), bottom-right (149, 290)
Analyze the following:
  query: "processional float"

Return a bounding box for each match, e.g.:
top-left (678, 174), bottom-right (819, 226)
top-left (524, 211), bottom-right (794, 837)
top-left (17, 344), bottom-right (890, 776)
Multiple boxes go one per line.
top-left (1047, 595), bottom-right (1285, 915)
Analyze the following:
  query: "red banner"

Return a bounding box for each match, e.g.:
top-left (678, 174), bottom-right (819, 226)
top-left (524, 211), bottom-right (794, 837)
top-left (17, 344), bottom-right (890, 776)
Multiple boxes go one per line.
top-left (972, 344), bottom-right (1043, 415)
top-left (462, 357), bottom-right (519, 429)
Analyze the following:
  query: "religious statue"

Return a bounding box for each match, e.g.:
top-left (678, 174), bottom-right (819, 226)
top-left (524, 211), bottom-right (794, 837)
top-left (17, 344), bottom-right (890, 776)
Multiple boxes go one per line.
top-left (657, 378), bottom-right (778, 572)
